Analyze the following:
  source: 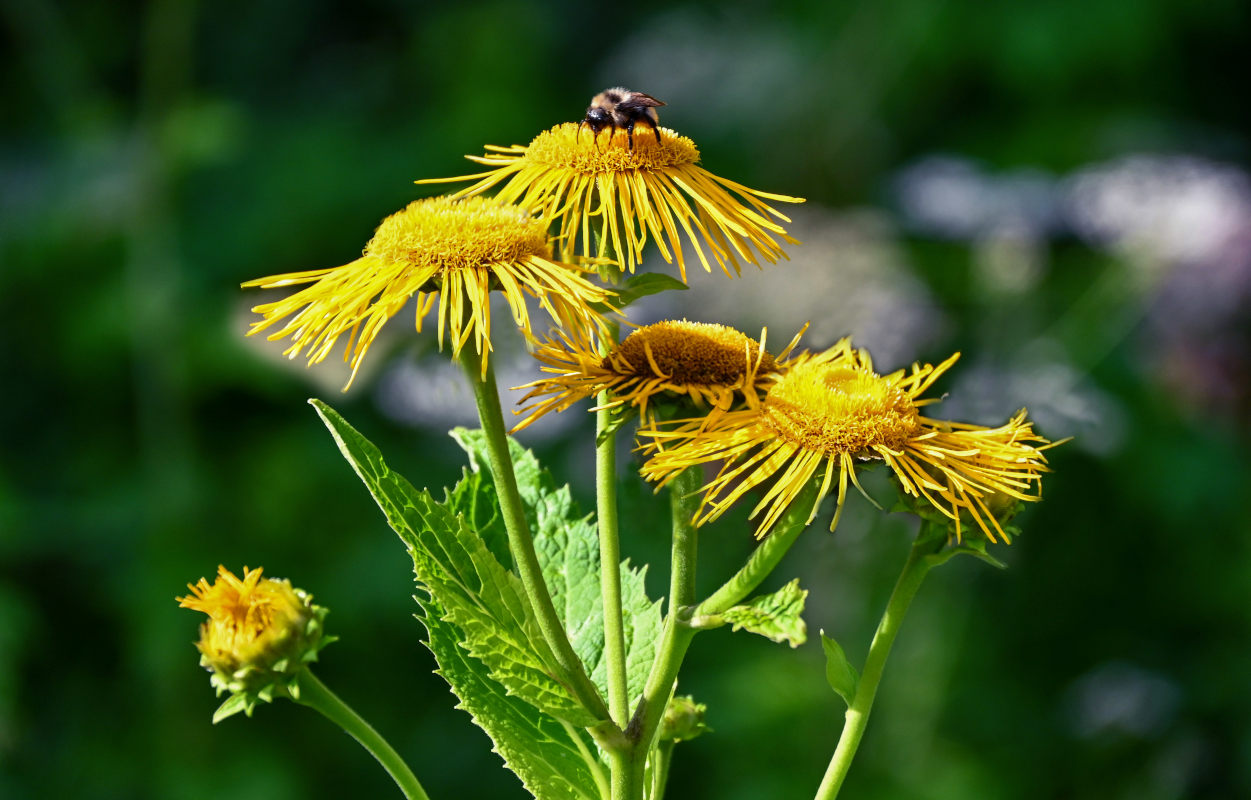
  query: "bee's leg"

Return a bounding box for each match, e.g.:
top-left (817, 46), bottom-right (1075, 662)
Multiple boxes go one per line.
top-left (651, 121), bottom-right (662, 145)
top-left (625, 120), bottom-right (636, 150)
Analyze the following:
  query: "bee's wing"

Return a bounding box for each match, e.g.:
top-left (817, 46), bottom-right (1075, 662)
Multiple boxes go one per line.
top-left (620, 92), bottom-right (666, 110)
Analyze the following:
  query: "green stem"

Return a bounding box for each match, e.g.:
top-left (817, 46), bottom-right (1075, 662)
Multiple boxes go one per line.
top-left (812, 528), bottom-right (945, 800)
top-left (458, 347), bottom-right (616, 730)
top-left (295, 671), bottom-right (431, 800)
top-left (608, 746), bottom-right (633, 800)
top-left (651, 741), bottom-right (675, 800)
top-left (666, 468), bottom-right (701, 611)
top-left (624, 466), bottom-right (703, 797)
top-left (597, 393), bottom-right (629, 727)
top-left (693, 478), bottom-right (820, 620)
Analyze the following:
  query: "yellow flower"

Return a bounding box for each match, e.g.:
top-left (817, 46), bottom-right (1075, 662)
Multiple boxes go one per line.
top-left (178, 565), bottom-right (332, 712)
top-left (242, 195), bottom-right (615, 387)
top-left (640, 339), bottom-right (1056, 541)
top-left (512, 320), bottom-right (803, 432)
top-left (418, 123), bottom-right (805, 281)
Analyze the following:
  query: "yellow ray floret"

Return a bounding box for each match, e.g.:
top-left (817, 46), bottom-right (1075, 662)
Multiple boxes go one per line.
top-left (513, 320), bottom-right (804, 432)
top-left (242, 196), bottom-right (615, 386)
top-left (640, 339), bottom-right (1056, 541)
top-left (418, 123), bottom-right (805, 281)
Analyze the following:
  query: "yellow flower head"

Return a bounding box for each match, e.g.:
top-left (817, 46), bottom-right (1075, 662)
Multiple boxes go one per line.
top-left (419, 123), bottom-right (805, 281)
top-left (178, 566), bottom-right (332, 712)
top-left (242, 195), bottom-right (615, 387)
top-left (512, 320), bottom-right (803, 432)
top-left (640, 339), bottom-right (1056, 541)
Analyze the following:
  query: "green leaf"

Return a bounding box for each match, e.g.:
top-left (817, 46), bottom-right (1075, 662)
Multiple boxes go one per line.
top-left (820, 631), bottom-right (859, 708)
top-left (450, 428), bottom-right (663, 707)
top-left (421, 595), bottom-right (606, 800)
top-left (593, 404), bottom-right (635, 448)
top-left (613, 273), bottom-right (688, 308)
top-left (932, 538), bottom-right (1008, 570)
top-left (721, 579), bottom-right (808, 647)
top-left (312, 400), bottom-right (599, 727)
top-left (211, 693), bottom-right (252, 724)
top-left (592, 272), bottom-right (688, 312)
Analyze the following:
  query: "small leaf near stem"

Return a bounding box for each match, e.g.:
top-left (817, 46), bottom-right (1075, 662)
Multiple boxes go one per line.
top-left (820, 632), bottom-right (859, 708)
top-left (294, 671), bottom-right (432, 800)
top-left (812, 523), bottom-right (947, 800)
top-left (458, 346), bottom-right (617, 734)
top-left (715, 579), bottom-right (809, 647)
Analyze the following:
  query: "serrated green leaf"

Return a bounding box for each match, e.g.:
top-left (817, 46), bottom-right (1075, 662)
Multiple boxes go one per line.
top-left (312, 400), bottom-right (599, 727)
top-left (443, 466), bottom-right (513, 569)
top-left (821, 631), bottom-right (859, 708)
top-left (422, 594), bottom-right (606, 800)
top-left (721, 579), bottom-right (808, 647)
top-left (450, 428), bottom-right (663, 707)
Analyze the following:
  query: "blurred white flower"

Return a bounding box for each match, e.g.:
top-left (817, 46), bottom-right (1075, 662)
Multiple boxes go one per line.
top-left (894, 156), bottom-right (1062, 240)
top-left (1064, 155), bottom-right (1251, 269)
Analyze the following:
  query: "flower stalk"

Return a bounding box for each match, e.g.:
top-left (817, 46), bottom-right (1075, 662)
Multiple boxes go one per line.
top-left (458, 345), bottom-right (616, 732)
top-left (295, 671), bottom-right (432, 800)
top-left (692, 478), bottom-right (821, 621)
top-left (622, 466), bottom-right (703, 799)
top-left (597, 388), bottom-right (630, 727)
top-left (813, 524), bottom-right (946, 800)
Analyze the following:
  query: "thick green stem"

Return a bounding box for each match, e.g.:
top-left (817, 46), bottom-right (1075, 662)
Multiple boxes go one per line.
top-left (295, 671), bottom-right (431, 800)
top-left (608, 746), bottom-right (633, 800)
top-left (597, 394), bottom-right (629, 727)
top-left (459, 348), bottom-right (615, 728)
top-left (693, 479), bottom-right (820, 620)
top-left (666, 468), bottom-right (701, 612)
top-left (624, 466), bottom-right (703, 797)
top-left (813, 529), bottom-right (945, 800)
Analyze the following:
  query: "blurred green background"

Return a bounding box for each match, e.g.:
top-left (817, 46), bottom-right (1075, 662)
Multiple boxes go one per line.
top-left (3, 1), bottom-right (1250, 798)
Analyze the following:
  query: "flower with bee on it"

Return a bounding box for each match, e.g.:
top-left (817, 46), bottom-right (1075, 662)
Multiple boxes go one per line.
top-left (640, 338), bottom-right (1059, 541)
top-left (512, 319), bottom-right (805, 433)
top-left (418, 93), bottom-right (805, 282)
top-left (241, 195), bottom-right (616, 387)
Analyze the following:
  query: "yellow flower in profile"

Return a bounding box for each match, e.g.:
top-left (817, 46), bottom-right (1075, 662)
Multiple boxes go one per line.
top-left (512, 320), bottom-right (803, 432)
top-left (418, 123), bottom-right (804, 281)
top-left (640, 339), bottom-right (1056, 541)
top-left (242, 195), bottom-right (615, 386)
top-left (178, 565), bottom-right (332, 715)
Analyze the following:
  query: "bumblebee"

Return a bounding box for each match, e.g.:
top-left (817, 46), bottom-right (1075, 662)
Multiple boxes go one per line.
top-left (580, 87), bottom-right (666, 150)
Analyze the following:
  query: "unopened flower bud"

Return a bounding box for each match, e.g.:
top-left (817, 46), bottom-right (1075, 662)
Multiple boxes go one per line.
top-left (660, 695), bottom-right (711, 743)
top-left (178, 565), bottom-right (334, 721)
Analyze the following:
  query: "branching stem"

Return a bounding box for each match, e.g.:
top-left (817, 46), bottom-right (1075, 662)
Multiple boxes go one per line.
top-left (459, 347), bottom-right (616, 731)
